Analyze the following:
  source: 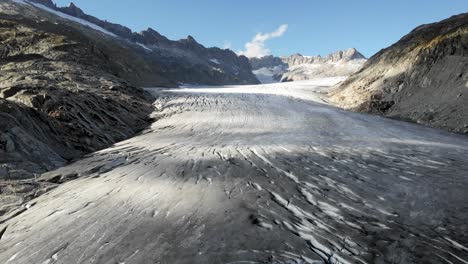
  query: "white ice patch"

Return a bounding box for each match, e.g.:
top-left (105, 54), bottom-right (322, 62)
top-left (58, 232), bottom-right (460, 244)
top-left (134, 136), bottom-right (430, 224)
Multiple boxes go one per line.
top-left (209, 58), bottom-right (220, 65)
top-left (251, 182), bottom-right (263, 191)
top-left (7, 253), bottom-right (18, 263)
top-left (136, 43), bottom-right (152, 52)
top-left (444, 237), bottom-right (468, 252)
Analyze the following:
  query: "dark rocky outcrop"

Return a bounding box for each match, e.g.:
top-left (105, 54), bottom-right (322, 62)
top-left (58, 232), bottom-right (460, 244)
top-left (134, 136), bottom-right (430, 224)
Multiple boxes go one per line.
top-left (330, 13), bottom-right (468, 134)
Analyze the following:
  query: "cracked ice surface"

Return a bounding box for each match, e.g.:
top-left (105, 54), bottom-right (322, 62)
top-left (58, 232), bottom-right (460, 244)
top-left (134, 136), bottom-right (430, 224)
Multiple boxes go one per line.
top-left (1, 81), bottom-right (468, 263)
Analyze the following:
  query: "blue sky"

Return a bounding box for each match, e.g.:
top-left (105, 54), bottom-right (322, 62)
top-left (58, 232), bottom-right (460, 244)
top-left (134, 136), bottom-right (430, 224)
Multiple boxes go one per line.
top-left (54, 0), bottom-right (468, 58)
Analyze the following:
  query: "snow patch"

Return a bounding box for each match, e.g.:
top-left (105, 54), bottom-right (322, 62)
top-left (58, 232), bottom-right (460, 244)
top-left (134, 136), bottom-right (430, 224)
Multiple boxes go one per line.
top-left (15, 0), bottom-right (117, 37)
top-left (136, 43), bottom-right (152, 52)
top-left (209, 58), bottom-right (220, 65)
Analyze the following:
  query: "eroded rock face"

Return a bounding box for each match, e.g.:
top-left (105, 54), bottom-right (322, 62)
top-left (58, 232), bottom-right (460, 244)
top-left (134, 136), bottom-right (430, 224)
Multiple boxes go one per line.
top-left (330, 13), bottom-right (468, 134)
top-left (0, 17), bottom-right (153, 179)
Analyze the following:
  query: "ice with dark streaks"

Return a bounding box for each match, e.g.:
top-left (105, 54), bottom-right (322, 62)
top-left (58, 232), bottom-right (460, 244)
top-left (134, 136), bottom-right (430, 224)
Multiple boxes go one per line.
top-left (1, 80), bottom-right (468, 263)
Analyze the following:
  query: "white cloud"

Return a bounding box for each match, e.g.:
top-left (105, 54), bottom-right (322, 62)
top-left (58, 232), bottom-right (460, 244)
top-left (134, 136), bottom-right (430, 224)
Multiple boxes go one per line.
top-left (238, 24), bottom-right (288, 58)
top-left (223, 41), bottom-right (232, 50)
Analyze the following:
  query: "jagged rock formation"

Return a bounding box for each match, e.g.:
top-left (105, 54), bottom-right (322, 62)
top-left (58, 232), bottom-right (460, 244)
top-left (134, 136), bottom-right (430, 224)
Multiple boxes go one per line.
top-left (330, 13), bottom-right (468, 134)
top-left (250, 48), bottom-right (367, 83)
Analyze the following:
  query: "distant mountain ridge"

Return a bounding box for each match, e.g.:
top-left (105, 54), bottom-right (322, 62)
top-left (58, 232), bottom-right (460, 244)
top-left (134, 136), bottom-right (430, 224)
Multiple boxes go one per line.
top-left (283, 48), bottom-right (366, 66)
top-left (250, 48), bottom-right (367, 83)
top-left (16, 0), bottom-right (259, 86)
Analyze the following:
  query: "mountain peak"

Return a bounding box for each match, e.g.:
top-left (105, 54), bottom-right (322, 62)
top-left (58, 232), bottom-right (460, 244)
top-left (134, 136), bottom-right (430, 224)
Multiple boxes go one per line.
top-left (143, 27), bottom-right (164, 37)
top-left (186, 35), bottom-right (197, 43)
top-left (137, 28), bottom-right (169, 44)
top-left (326, 48), bottom-right (366, 62)
top-left (62, 2), bottom-right (85, 17)
top-left (343, 48), bottom-right (366, 60)
top-left (179, 35), bottom-right (202, 48)
top-left (291, 53), bottom-right (303, 57)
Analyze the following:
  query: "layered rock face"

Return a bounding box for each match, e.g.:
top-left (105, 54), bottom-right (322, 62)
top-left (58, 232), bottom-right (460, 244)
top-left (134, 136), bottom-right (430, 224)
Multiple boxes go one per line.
top-left (250, 48), bottom-right (367, 83)
top-left (330, 13), bottom-right (468, 134)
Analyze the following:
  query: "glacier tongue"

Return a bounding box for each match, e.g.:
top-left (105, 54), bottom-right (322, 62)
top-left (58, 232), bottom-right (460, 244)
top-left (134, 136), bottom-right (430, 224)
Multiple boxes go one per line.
top-left (1, 81), bottom-right (468, 263)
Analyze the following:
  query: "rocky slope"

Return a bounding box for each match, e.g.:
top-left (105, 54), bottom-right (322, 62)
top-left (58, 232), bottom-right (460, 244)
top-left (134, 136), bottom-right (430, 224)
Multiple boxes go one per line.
top-left (0, 16), bottom-right (154, 179)
top-left (330, 13), bottom-right (468, 134)
top-left (250, 48), bottom-right (367, 83)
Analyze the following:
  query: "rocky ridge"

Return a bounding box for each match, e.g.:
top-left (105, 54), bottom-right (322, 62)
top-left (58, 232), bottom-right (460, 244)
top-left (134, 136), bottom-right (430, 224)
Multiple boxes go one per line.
top-left (20, 0), bottom-right (259, 86)
top-left (250, 48), bottom-right (367, 83)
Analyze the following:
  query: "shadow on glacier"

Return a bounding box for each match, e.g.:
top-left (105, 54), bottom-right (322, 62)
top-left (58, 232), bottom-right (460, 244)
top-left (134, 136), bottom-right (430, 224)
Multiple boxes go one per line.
top-left (5, 139), bottom-right (467, 263)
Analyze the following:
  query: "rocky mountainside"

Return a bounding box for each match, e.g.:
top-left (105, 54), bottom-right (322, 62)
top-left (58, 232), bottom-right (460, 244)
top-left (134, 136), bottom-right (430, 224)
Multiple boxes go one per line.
top-left (250, 48), bottom-right (367, 83)
top-left (0, 12), bottom-right (153, 180)
top-left (9, 0), bottom-right (259, 86)
top-left (330, 13), bottom-right (468, 134)
top-left (0, 0), bottom-right (258, 180)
